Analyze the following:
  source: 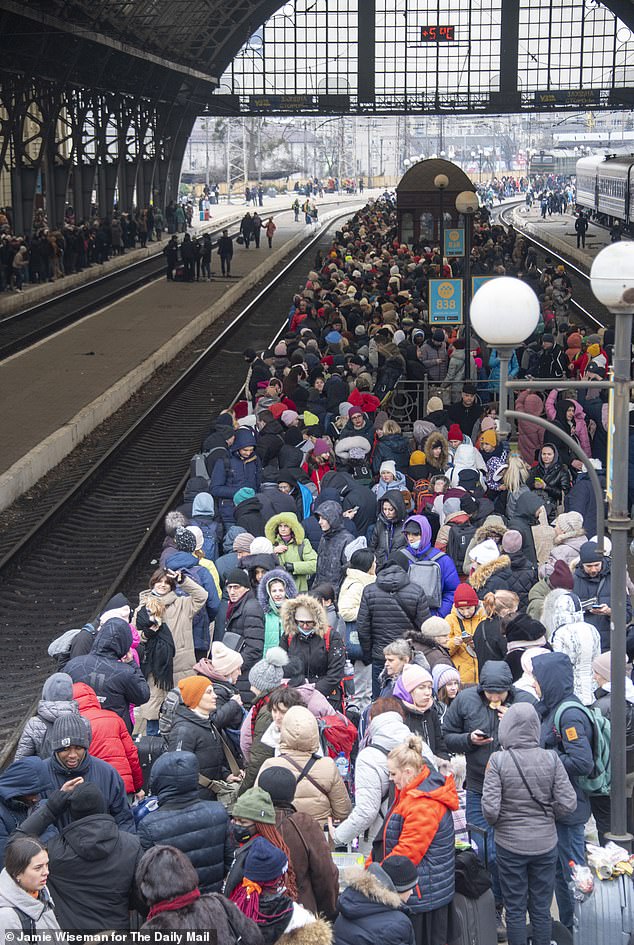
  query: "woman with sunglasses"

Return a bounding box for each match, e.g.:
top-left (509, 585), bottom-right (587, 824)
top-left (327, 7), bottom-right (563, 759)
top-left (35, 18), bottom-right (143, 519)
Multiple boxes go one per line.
top-left (278, 595), bottom-right (346, 711)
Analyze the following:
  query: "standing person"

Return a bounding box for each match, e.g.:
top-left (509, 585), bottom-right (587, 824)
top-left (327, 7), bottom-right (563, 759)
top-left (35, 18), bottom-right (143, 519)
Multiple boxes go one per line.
top-left (482, 703), bottom-right (578, 945)
top-left (201, 232), bottom-right (213, 281)
top-left (240, 212), bottom-right (253, 249)
top-left (0, 837), bottom-right (60, 939)
top-left (293, 198), bottom-right (300, 222)
top-left (280, 596), bottom-right (346, 711)
top-left (223, 569), bottom-right (266, 700)
top-left (265, 217), bottom-right (276, 249)
top-left (592, 651), bottom-right (634, 841)
top-left (575, 211), bottom-right (589, 248)
top-left (163, 235), bottom-right (178, 280)
top-left (368, 735), bottom-right (459, 945)
top-left (15, 673), bottom-right (80, 760)
top-left (217, 228), bottom-right (233, 276)
top-left (530, 652), bottom-right (595, 934)
top-left (251, 212), bottom-right (262, 248)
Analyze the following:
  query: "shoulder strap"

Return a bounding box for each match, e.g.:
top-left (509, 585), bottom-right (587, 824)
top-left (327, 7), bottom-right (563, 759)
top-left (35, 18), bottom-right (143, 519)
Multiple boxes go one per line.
top-left (13, 906), bottom-right (36, 937)
top-left (282, 754), bottom-right (330, 799)
top-left (212, 723), bottom-right (242, 777)
top-left (370, 742), bottom-right (390, 756)
top-left (297, 540), bottom-right (305, 561)
top-left (323, 627), bottom-right (331, 652)
top-left (286, 815), bottom-right (311, 858)
top-left (554, 700), bottom-right (590, 734)
top-left (507, 748), bottom-right (552, 816)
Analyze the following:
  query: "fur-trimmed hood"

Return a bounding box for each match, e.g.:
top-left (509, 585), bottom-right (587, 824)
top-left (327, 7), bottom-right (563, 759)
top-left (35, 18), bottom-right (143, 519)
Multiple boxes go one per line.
top-left (280, 594), bottom-right (329, 639)
top-left (553, 530), bottom-right (586, 547)
top-left (422, 431), bottom-right (449, 470)
top-left (469, 554), bottom-right (511, 591)
top-left (257, 567), bottom-right (298, 614)
top-left (473, 515), bottom-right (507, 546)
top-left (265, 512), bottom-right (305, 545)
top-left (342, 866), bottom-right (402, 909)
top-left (278, 915), bottom-right (333, 945)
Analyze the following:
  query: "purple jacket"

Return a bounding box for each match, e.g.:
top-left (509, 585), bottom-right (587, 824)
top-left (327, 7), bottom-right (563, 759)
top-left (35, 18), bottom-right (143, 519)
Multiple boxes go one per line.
top-left (402, 515), bottom-right (460, 617)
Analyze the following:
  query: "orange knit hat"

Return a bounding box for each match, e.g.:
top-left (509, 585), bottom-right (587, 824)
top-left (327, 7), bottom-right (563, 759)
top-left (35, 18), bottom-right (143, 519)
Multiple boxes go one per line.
top-left (178, 676), bottom-right (211, 709)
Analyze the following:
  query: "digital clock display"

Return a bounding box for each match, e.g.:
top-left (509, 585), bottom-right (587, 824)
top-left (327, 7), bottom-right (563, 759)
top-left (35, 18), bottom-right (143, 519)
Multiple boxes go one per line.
top-left (420, 25), bottom-right (455, 41)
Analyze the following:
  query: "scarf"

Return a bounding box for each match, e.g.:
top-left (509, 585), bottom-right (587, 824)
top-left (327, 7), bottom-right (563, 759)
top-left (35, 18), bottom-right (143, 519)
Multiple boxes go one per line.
top-left (140, 622), bottom-right (175, 691)
top-left (147, 888), bottom-right (200, 919)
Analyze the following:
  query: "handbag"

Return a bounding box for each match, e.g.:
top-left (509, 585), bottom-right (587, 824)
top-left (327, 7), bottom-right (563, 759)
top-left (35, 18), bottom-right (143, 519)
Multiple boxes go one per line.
top-left (198, 724), bottom-right (243, 811)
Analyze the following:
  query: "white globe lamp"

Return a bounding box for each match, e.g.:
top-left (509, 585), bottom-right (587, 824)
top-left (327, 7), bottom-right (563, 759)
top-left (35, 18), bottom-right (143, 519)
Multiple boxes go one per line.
top-left (470, 276), bottom-right (540, 344)
top-left (590, 243), bottom-right (634, 314)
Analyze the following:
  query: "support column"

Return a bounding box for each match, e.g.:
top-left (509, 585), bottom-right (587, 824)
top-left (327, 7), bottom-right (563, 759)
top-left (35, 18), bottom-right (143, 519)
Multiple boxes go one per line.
top-left (499, 0), bottom-right (520, 94)
top-left (357, 0), bottom-right (375, 104)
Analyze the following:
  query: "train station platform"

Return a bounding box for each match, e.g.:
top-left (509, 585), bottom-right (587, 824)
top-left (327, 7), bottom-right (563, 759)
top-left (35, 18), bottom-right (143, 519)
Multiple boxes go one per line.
top-left (510, 202), bottom-right (617, 272)
top-left (0, 195), bottom-right (367, 512)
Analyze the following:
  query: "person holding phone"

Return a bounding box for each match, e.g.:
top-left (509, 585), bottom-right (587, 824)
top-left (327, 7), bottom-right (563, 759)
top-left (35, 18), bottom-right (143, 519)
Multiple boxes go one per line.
top-left (573, 540), bottom-right (630, 651)
top-left (443, 661), bottom-right (536, 939)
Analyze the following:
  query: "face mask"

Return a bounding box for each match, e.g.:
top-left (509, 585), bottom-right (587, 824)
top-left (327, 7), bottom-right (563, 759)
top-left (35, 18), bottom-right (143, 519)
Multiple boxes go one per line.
top-left (408, 538), bottom-right (421, 549)
top-left (232, 824), bottom-right (256, 845)
top-left (297, 626), bottom-right (315, 638)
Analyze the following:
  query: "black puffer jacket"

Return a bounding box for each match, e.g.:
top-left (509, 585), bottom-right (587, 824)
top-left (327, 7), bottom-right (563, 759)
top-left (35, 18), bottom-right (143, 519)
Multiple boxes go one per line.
top-left (255, 419), bottom-right (285, 467)
top-left (314, 500), bottom-right (353, 589)
top-left (167, 706), bottom-right (229, 794)
top-left (527, 447), bottom-right (572, 506)
top-left (225, 590), bottom-right (265, 697)
top-left (473, 552), bottom-right (536, 611)
top-left (280, 595), bottom-right (346, 709)
top-left (369, 490), bottom-right (407, 569)
top-left (138, 751), bottom-right (233, 892)
top-left (357, 565), bottom-right (431, 662)
top-left (18, 796), bottom-right (140, 930)
top-left (442, 661), bottom-right (536, 794)
top-left (65, 618), bottom-right (150, 732)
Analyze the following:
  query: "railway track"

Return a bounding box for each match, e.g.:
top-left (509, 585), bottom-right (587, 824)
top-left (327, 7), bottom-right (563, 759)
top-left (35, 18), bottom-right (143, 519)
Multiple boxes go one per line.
top-left (497, 201), bottom-right (609, 331)
top-left (0, 209), bottom-right (352, 765)
top-left (0, 206), bottom-right (302, 362)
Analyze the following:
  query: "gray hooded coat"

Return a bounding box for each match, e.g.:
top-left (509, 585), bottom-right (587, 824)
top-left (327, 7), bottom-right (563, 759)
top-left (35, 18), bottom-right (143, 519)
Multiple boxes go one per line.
top-left (314, 500), bottom-right (353, 588)
top-left (482, 702), bottom-right (577, 855)
top-left (15, 674), bottom-right (81, 760)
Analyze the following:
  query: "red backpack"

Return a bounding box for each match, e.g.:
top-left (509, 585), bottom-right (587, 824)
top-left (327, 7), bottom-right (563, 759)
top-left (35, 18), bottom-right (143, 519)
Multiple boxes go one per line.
top-left (318, 712), bottom-right (358, 762)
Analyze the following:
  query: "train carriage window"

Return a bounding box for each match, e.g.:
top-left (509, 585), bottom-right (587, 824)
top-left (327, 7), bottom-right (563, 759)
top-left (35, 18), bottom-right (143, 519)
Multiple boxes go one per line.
top-left (401, 212), bottom-right (414, 244)
top-left (419, 211), bottom-right (434, 241)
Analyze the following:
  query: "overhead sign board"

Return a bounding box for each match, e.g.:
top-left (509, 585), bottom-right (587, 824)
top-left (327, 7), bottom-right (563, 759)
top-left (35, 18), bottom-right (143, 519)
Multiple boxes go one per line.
top-left (472, 276), bottom-right (496, 296)
top-left (429, 279), bottom-right (463, 324)
top-left (420, 25), bottom-right (455, 41)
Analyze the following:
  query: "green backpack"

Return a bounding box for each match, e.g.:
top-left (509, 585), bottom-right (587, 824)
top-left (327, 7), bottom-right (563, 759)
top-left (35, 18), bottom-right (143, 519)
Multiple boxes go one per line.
top-left (554, 700), bottom-right (611, 796)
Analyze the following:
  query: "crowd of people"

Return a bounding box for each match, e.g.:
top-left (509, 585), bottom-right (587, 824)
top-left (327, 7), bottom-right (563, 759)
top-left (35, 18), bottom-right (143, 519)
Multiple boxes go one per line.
top-left (0, 195), bottom-right (630, 945)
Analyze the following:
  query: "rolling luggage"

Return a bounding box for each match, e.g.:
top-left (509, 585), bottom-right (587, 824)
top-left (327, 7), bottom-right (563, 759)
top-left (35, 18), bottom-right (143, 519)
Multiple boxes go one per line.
top-left (573, 874), bottom-right (634, 944)
top-left (450, 824), bottom-right (498, 945)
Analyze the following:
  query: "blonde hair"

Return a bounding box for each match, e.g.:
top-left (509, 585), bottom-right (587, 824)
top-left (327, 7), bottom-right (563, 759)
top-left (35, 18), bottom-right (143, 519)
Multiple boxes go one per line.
top-left (144, 595), bottom-right (166, 621)
top-left (503, 454), bottom-right (530, 494)
top-left (388, 735), bottom-right (425, 773)
top-left (450, 754), bottom-right (467, 790)
top-left (382, 419), bottom-right (402, 435)
top-left (483, 589), bottom-right (519, 617)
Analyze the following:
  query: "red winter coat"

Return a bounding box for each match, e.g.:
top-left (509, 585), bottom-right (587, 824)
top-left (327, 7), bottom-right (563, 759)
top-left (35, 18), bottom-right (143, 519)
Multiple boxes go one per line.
top-left (72, 682), bottom-right (143, 792)
top-left (515, 389), bottom-right (545, 465)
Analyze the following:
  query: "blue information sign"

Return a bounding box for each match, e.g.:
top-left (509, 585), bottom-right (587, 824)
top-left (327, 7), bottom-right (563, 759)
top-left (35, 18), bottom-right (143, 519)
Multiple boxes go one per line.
top-left (429, 278), bottom-right (463, 324)
top-left (472, 275), bottom-right (495, 296)
top-left (444, 227), bottom-right (464, 256)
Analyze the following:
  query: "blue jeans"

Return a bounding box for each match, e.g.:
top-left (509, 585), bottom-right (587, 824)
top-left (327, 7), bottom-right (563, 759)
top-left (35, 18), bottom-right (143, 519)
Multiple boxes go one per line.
top-left (466, 789), bottom-right (501, 902)
top-left (554, 822), bottom-right (585, 929)
top-left (496, 844), bottom-right (558, 945)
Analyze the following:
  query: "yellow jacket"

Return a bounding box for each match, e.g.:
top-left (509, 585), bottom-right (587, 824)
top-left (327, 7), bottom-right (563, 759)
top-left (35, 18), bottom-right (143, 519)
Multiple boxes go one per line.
top-left (445, 606), bottom-right (487, 685)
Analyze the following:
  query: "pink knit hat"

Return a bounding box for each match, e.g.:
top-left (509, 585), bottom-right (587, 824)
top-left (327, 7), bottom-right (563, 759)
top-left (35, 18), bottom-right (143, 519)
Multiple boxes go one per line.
top-left (401, 663), bottom-right (433, 694)
top-left (210, 641), bottom-right (244, 677)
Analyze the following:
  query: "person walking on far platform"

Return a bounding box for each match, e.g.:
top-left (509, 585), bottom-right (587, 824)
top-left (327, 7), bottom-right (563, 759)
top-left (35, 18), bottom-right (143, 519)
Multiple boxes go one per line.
top-left (240, 212), bottom-right (253, 249)
top-left (163, 235), bottom-right (178, 281)
top-left (252, 212), bottom-right (262, 249)
top-left (292, 198), bottom-right (300, 222)
top-left (575, 212), bottom-right (589, 249)
top-left (265, 217), bottom-right (276, 249)
top-left (217, 229), bottom-right (233, 277)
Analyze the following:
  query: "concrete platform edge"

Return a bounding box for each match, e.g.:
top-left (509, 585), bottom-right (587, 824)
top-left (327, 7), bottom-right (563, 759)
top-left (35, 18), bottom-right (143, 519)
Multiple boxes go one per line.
top-left (510, 208), bottom-right (591, 273)
top-left (0, 208), bottom-right (346, 513)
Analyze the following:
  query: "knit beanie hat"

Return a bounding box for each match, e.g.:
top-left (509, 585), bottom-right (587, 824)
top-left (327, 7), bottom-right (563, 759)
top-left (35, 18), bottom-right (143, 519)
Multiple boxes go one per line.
top-left (458, 469), bottom-right (480, 491)
top-left (303, 410), bottom-right (320, 427)
top-left (312, 438), bottom-right (332, 457)
top-left (226, 568), bottom-right (251, 588)
top-left (427, 396), bottom-right (444, 413)
top-left (69, 783), bottom-right (107, 821)
top-left (469, 538), bottom-right (500, 566)
top-left (251, 536), bottom-right (274, 555)
top-left (51, 714), bottom-right (91, 753)
top-left (381, 855), bottom-right (419, 893)
top-left (42, 672), bottom-right (74, 702)
top-left (99, 593), bottom-right (131, 622)
top-left (592, 652), bottom-right (612, 681)
top-left (243, 837), bottom-right (288, 882)
top-left (178, 676), bottom-right (211, 709)
top-left (234, 487), bottom-right (256, 505)
top-left (232, 787), bottom-right (277, 825)
top-left (380, 460), bottom-right (397, 477)
top-left (258, 767), bottom-right (297, 806)
top-left (210, 641), bottom-right (243, 676)
top-left (421, 616), bottom-right (451, 638)
top-left (410, 450), bottom-right (426, 465)
top-left (274, 341), bottom-right (287, 357)
top-left (233, 532), bottom-right (255, 553)
top-left (587, 343), bottom-right (601, 358)
top-left (448, 424), bottom-right (463, 442)
top-left (579, 540), bottom-right (603, 564)
top-left (501, 530), bottom-right (523, 555)
top-left (281, 410), bottom-right (299, 427)
top-left (186, 525), bottom-right (204, 551)
top-left (432, 663), bottom-right (461, 694)
top-left (555, 511), bottom-right (584, 535)
top-left (549, 559), bottom-right (574, 590)
top-left (401, 663), bottom-right (433, 694)
top-left (248, 646), bottom-right (289, 693)
top-left (454, 583), bottom-right (479, 607)
top-left (480, 417), bottom-right (496, 432)
top-left (269, 402), bottom-right (286, 420)
top-left (480, 430), bottom-right (497, 447)
top-left (174, 526), bottom-right (197, 554)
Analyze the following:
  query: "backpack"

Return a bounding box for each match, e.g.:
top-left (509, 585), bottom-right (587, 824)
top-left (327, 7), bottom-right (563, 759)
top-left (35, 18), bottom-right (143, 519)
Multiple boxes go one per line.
top-left (446, 522), bottom-right (477, 575)
top-left (47, 623), bottom-right (97, 666)
top-left (349, 459), bottom-right (373, 486)
top-left (407, 550), bottom-right (444, 610)
top-left (413, 479), bottom-right (433, 513)
top-left (318, 712), bottom-right (358, 764)
top-left (158, 688), bottom-right (182, 737)
top-left (554, 701), bottom-right (611, 795)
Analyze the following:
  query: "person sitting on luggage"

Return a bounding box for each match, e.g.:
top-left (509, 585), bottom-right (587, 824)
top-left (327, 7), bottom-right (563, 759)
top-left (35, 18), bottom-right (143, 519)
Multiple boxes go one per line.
top-left (334, 856), bottom-right (418, 945)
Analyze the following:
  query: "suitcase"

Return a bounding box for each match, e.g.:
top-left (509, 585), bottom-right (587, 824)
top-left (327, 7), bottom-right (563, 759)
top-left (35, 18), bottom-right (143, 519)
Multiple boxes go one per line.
top-left (174, 264), bottom-right (185, 282)
top-left (451, 888), bottom-right (498, 945)
top-left (133, 734), bottom-right (167, 792)
top-left (573, 874), bottom-right (634, 944)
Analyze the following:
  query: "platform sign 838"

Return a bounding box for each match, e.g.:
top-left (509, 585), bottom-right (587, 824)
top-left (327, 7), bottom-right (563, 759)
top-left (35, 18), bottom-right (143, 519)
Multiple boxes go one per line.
top-left (429, 278), bottom-right (463, 324)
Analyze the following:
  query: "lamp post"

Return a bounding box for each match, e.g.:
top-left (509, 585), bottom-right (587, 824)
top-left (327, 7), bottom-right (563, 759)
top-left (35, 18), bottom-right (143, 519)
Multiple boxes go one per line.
top-left (434, 172), bottom-right (449, 274)
top-left (472, 250), bottom-right (634, 851)
top-left (456, 190), bottom-right (480, 381)
top-left (470, 276), bottom-right (541, 436)
top-left (590, 242), bottom-right (634, 848)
